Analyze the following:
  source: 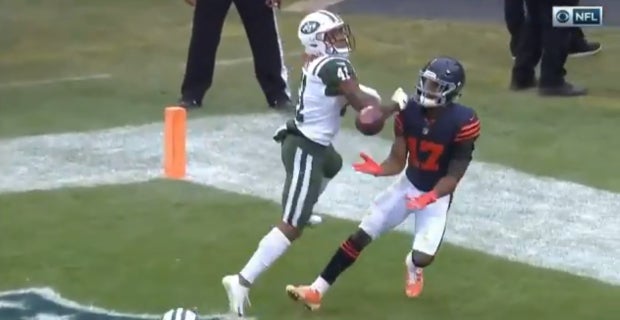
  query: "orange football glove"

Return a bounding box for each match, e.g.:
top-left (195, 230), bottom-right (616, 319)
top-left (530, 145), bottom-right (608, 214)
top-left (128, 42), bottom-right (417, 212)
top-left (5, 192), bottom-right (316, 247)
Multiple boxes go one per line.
top-left (352, 152), bottom-right (383, 176)
top-left (406, 191), bottom-right (438, 210)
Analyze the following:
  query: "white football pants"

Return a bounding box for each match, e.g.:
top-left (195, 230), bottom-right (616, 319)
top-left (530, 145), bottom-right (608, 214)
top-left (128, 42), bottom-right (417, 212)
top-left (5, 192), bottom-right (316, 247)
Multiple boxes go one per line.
top-left (358, 174), bottom-right (451, 255)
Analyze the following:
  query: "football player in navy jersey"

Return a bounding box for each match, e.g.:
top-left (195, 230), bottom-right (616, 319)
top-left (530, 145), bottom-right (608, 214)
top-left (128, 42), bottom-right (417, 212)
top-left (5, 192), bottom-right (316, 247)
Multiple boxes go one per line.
top-left (286, 56), bottom-right (480, 309)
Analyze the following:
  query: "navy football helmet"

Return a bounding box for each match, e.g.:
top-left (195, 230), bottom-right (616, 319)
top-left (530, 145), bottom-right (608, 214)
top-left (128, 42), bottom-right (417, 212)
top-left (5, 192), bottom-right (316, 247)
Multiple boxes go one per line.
top-left (413, 56), bottom-right (466, 108)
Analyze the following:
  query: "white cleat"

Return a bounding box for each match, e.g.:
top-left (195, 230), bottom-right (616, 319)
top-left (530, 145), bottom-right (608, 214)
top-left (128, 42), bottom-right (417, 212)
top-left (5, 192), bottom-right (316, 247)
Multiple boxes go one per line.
top-left (222, 274), bottom-right (250, 317)
top-left (307, 214), bottom-right (323, 227)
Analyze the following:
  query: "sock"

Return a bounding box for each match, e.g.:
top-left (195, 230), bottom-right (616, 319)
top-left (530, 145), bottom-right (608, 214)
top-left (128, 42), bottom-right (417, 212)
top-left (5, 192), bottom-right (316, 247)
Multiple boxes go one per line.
top-left (318, 237), bottom-right (363, 287)
top-left (319, 178), bottom-right (331, 196)
top-left (311, 276), bottom-right (331, 295)
top-left (239, 227), bottom-right (291, 285)
top-left (405, 251), bottom-right (417, 281)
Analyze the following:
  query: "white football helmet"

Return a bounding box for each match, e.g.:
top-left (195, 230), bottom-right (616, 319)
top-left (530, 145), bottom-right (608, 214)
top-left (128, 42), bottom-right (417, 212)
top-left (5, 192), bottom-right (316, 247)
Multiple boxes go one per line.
top-left (297, 10), bottom-right (355, 57)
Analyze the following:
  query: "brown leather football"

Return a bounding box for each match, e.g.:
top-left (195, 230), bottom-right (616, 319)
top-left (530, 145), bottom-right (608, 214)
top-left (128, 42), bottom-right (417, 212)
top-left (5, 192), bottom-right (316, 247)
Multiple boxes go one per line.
top-left (355, 105), bottom-right (384, 136)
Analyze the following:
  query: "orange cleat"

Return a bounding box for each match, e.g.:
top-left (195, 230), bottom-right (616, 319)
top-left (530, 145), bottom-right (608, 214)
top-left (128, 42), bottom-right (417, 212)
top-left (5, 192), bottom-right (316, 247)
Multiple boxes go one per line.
top-left (405, 267), bottom-right (424, 298)
top-left (285, 285), bottom-right (322, 311)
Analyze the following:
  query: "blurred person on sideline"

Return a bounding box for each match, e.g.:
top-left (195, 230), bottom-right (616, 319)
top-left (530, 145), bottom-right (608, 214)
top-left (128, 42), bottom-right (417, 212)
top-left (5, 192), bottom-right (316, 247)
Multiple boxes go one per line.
top-left (507, 0), bottom-right (600, 96)
top-left (504, 0), bottom-right (601, 58)
top-left (178, 0), bottom-right (293, 111)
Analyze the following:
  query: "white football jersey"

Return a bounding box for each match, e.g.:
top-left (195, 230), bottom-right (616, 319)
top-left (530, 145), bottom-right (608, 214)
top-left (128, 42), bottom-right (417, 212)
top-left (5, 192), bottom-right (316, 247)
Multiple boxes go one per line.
top-left (293, 55), bottom-right (355, 146)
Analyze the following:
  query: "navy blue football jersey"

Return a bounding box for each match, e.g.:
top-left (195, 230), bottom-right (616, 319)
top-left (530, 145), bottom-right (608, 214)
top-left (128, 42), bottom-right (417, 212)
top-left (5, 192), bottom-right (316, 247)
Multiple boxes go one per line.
top-left (394, 100), bottom-right (480, 192)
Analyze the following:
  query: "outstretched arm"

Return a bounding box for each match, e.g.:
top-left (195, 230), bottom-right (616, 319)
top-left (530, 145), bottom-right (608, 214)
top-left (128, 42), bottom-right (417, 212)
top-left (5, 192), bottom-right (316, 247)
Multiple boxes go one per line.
top-left (339, 78), bottom-right (400, 118)
top-left (317, 58), bottom-right (400, 117)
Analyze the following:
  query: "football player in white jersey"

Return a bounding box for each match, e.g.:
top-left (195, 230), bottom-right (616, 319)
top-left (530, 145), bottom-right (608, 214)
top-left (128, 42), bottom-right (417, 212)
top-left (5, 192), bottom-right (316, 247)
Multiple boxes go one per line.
top-left (221, 9), bottom-right (408, 317)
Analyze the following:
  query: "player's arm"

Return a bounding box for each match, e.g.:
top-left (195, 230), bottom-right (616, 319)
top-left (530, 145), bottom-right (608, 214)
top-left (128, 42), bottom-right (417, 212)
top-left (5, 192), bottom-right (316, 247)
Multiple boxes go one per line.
top-left (319, 59), bottom-right (400, 118)
top-left (375, 113), bottom-right (408, 176)
top-left (340, 78), bottom-right (400, 118)
top-left (431, 115), bottom-right (481, 197)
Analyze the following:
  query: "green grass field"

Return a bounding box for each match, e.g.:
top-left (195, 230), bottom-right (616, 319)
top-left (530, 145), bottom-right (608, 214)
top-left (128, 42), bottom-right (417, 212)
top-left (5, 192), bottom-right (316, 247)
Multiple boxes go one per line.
top-left (1, 1), bottom-right (619, 319)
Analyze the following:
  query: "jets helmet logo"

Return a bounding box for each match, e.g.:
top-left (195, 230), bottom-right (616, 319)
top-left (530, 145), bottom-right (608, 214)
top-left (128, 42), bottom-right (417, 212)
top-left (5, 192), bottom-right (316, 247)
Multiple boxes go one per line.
top-left (300, 21), bottom-right (320, 34)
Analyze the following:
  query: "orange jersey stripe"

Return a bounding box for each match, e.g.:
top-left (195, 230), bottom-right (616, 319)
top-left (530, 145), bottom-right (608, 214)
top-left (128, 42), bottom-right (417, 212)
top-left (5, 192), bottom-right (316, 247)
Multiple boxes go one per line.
top-left (457, 124), bottom-right (480, 138)
top-left (454, 130), bottom-right (480, 142)
top-left (455, 134), bottom-right (479, 142)
top-left (455, 121), bottom-right (481, 141)
top-left (460, 119), bottom-right (480, 131)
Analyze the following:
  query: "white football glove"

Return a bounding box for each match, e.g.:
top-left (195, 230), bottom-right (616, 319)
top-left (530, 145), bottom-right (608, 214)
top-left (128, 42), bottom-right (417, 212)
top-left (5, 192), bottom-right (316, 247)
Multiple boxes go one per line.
top-left (391, 87), bottom-right (408, 110)
top-left (359, 84), bottom-right (382, 103)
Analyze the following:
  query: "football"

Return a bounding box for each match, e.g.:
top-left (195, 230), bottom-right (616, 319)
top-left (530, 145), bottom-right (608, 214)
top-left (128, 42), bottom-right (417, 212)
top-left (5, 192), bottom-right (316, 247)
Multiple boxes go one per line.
top-left (161, 308), bottom-right (198, 320)
top-left (355, 105), bottom-right (384, 136)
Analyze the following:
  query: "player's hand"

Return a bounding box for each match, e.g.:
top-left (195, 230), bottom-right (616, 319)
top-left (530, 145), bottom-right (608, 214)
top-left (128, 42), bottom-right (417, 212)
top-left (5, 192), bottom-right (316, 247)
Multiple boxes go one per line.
top-left (266, 0), bottom-right (281, 8)
top-left (352, 152), bottom-right (383, 176)
top-left (184, 0), bottom-right (196, 6)
top-left (406, 191), bottom-right (438, 210)
top-left (391, 87), bottom-right (408, 110)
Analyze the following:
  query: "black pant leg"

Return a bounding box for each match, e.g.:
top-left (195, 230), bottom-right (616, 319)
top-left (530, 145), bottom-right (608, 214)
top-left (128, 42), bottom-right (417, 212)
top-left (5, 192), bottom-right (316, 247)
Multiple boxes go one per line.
top-left (560, 0), bottom-right (587, 51)
top-left (539, 0), bottom-right (573, 86)
top-left (569, 28), bottom-right (586, 49)
top-left (180, 0), bottom-right (233, 103)
top-left (511, 0), bottom-right (542, 83)
top-left (233, 0), bottom-right (289, 105)
top-left (504, 0), bottom-right (526, 56)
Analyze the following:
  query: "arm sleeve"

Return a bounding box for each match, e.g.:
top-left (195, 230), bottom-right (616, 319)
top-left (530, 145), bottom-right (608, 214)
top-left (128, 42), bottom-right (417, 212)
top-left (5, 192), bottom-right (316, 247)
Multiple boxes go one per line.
top-left (447, 113), bottom-right (481, 178)
top-left (454, 113), bottom-right (481, 142)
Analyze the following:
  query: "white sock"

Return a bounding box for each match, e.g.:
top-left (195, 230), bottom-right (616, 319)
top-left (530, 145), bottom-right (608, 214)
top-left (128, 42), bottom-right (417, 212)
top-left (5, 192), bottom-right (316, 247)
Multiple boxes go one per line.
top-left (239, 227), bottom-right (291, 284)
top-left (319, 178), bottom-right (332, 196)
top-left (311, 276), bottom-right (330, 295)
top-left (405, 251), bottom-right (417, 282)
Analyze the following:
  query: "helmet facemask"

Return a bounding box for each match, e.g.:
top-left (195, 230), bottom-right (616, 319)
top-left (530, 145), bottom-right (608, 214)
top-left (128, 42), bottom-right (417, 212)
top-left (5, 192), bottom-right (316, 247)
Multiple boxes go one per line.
top-left (414, 70), bottom-right (459, 108)
top-left (319, 24), bottom-right (355, 56)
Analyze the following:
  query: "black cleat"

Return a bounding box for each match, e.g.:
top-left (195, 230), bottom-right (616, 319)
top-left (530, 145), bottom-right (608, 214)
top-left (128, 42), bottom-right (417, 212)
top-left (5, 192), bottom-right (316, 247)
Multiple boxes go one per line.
top-left (568, 41), bottom-right (602, 58)
top-left (510, 77), bottom-right (538, 91)
top-left (177, 98), bottom-right (201, 109)
top-left (511, 42), bottom-right (602, 59)
top-left (539, 82), bottom-right (588, 97)
top-left (270, 96), bottom-right (295, 114)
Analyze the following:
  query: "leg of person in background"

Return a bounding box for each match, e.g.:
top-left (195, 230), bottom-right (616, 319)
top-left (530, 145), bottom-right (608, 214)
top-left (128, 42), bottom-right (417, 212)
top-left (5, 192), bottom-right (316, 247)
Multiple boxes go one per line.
top-left (567, 27), bottom-right (602, 58)
top-left (179, 0), bottom-right (233, 109)
top-left (504, 0), bottom-right (526, 58)
top-left (538, 0), bottom-right (587, 96)
top-left (564, 0), bottom-right (602, 58)
top-left (234, 0), bottom-right (293, 113)
top-left (510, 0), bottom-right (542, 90)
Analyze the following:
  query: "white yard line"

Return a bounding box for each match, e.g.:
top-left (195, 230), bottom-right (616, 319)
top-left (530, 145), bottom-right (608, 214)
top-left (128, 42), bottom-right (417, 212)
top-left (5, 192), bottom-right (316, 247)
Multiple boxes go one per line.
top-left (283, 0), bottom-right (345, 12)
top-left (0, 51), bottom-right (299, 90)
top-left (0, 74), bottom-right (112, 89)
top-left (0, 113), bottom-right (619, 285)
top-left (215, 56), bottom-right (258, 67)
top-left (216, 51), bottom-right (302, 67)
top-left (177, 52), bottom-right (302, 69)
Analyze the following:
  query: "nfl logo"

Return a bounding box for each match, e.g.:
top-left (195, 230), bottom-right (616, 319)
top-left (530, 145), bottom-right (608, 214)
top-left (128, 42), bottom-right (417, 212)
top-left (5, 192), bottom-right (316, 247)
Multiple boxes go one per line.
top-left (422, 127), bottom-right (429, 135)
